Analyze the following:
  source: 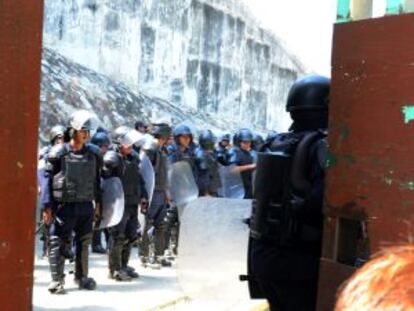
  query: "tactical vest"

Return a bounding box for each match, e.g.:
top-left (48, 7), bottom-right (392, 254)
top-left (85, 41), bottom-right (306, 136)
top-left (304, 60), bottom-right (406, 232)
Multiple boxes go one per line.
top-left (120, 152), bottom-right (141, 205)
top-left (250, 131), bottom-right (326, 248)
top-left (154, 148), bottom-right (168, 191)
top-left (52, 146), bottom-right (97, 203)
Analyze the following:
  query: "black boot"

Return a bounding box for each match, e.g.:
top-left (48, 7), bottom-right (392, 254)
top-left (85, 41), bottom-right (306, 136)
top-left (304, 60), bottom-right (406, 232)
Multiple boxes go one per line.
top-left (92, 229), bottom-right (106, 254)
top-left (48, 236), bottom-right (65, 294)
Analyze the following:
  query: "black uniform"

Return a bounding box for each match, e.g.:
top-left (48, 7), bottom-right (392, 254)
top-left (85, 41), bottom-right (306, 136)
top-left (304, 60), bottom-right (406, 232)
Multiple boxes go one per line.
top-left (46, 142), bottom-right (102, 292)
top-left (105, 149), bottom-right (147, 279)
top-left (229, 146), bottom-right (256, 199)
top-left (247, 75), bottom-right (330, 311)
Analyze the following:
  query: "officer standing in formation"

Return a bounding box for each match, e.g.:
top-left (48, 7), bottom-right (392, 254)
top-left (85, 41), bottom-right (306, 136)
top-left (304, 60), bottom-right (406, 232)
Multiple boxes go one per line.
top-left (248, 75), bottom-right (330, 311)
top-left (104, 126), bottom-right (147, 280)
top-left (39, 109), bottom-right (271, 293)
top-left (43, 111), bottom-right (102, 293)
top-left (229, 128), bottom-right (257, 199)
top-left (38, 125), bottom-right (66, 257)
top-left (215, 133), bottom-right (231, 166)
top-left (140, 123), bottom-right (173, 268)
top-left (195, 130), bottom-right (221, 197)
top-left (90, 130), bottom-right (111, 254)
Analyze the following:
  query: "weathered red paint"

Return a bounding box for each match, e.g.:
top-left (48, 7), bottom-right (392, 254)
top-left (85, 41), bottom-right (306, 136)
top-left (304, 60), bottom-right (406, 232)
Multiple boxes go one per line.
top-left (318, 14), bottom-right (414, 310)
top-left (0, 1), bottom-right (44, 310)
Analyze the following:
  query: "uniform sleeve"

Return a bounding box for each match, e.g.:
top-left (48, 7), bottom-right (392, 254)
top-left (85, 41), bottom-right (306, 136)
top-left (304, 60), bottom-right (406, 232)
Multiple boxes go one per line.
top-left (95, 152), bottom-right (103, 204)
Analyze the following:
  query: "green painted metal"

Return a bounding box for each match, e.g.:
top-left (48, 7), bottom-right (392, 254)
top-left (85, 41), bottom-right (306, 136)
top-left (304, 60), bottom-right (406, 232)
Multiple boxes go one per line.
top-left (386, 0), bottom-right (403, 14)
top-left (337, 0), bottom-right (352, 22)
top-left (402, 105), bottom-right (414, 124)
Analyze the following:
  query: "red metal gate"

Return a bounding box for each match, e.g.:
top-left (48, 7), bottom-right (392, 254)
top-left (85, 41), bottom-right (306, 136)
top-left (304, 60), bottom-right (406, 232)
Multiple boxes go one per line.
top-left (0, 1), bottom-right (44, 310)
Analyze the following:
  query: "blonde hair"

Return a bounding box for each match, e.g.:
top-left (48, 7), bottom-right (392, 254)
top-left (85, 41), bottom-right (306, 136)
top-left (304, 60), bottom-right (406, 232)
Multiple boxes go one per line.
top-left (335, 245), bottom-right (414, 311)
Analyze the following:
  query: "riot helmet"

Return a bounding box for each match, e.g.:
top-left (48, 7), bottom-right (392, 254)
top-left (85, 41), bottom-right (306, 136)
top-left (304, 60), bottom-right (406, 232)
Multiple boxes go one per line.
top-left (173, 124), bottom-right (193, 138)
top-left (237, 128), bottom-right (253, 142)
top-left (252, 133), bottom-right (264, 151)
top-left (151, 123), bottom-right (172, 139)
top-left (49, 125), bottom-right (66, 144)
top-left (199, 130), bottom-right (216, 150)
top-left (91, 131), bottom-right (111, 148)
top-left (112, 126), bottom-right (132, 145)
top-left (286, 75), bottom-right (330, 131)
top-left (286, 75), bottom-right (330, 113)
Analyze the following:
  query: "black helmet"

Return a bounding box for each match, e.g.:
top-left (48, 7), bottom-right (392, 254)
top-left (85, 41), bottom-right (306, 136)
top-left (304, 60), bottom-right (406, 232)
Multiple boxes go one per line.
top-left (220, 133), bottom-right (231, 143)
top-left (199, 130), bottom-right (216, 150)
top-left (173, 124), bottom-right (193, 138)
top-left (151, 123), bottom-right (172, 139)
top-left (253, 133), bottom-right (264, 150)
top-left (286, 75), bottom-right (330, 113)
top-left (91, 131), bottom-right (111, 147)
top-left (237, 128), bottom-right (253, 143)
top-left (49, 125), bottom-right (66, 144)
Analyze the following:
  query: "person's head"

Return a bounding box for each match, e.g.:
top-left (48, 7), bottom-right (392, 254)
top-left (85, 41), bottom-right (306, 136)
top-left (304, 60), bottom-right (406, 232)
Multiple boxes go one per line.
top-left (112, 126), bottom-right (134, 155)
top-left (219, 133), bottom-right (231, 148)
top-left (335, 245), bottom-right (414, 311)
top-left (173, 124), bottom-right (193, 148)
top-left (135, 120), bottom-right (147, 134)
top-left (72, 129), bottom-right (90, 145)
top-left (67, 110), bottom-right (100, 146)
top-left (49, 125), bottom-right (66, 146)
top-left (199, 130), bottom-right (216, 150)
top-left (91, 131), bottom-right (111, 154)
top-left (151, 123), bottom-right (172, 146)
top-left (236, 129), bottom-right (253, 151)
top-left (252, 133), bottom-right (264, 151)
top-left (287, 75), bottom-right (330, 131)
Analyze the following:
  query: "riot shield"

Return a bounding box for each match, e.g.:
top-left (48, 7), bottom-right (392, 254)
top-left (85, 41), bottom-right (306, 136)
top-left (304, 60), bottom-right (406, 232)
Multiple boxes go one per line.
top-left (99, 177), bottom-right (125, 229)
top-left (169, 161), bottom-right (199, 206)
top-left (178, 197), bottom-right (252, 300)
top-left (217, 164), bottom-right (245, 198)
top-left (139, 151), bottom-right (155, 204)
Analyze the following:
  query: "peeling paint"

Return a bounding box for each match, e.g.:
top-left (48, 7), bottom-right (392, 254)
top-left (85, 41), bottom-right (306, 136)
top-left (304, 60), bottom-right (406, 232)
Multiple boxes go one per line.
top-left (326, 152), bottom-right (338, 168)
top-left (402, 105), bottom-right (414, 124)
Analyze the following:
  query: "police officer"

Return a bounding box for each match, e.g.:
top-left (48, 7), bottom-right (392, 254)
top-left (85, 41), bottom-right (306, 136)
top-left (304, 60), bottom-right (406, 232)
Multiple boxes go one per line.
top-left (105, 126), bottom-right (148, 281)
top-left (215, 133), bottom-right (231, 166)
top-left (248, 75), bottom-right (330, 310)
top-left (141, 123), bottom-right (172, 268)
top-left (43, 110), bottom-right (102, 294)
top-left (252, 133), bottom-right (265, 152)
top-left (38, 125), bottom-right (66, 258)
top-left (168, 124), bottom-right (196, 167)
top-left (195, 130), bottom-right (221, 196)
top-left (165, 124), bottom-right (196, 257)
top-left (229, 129), bottom-right (257, 199)
top-left (90, 131), bottom-right (111, 254)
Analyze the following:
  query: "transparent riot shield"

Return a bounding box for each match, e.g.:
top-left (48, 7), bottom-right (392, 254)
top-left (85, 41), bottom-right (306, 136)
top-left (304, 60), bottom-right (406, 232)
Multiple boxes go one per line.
top-left (99, 176), bottom-right (125, 229)
top-left (169, 161), bottom-right (199, 206)
top-left (139, 151), bottom-right (155, 204)
top-left (178, 197), bottom-right (252, 300)
top-left (218, 164), bottom-right (245, 198)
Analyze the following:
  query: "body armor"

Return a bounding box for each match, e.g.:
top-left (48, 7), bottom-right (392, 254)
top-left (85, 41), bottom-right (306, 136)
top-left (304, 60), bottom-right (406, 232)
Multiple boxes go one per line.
top-left (120, 151), bottom-right (142, 205)
top-left (51, 144), bottom-right (99, 203)
top-left (250, 131), bottom-right (326, 248)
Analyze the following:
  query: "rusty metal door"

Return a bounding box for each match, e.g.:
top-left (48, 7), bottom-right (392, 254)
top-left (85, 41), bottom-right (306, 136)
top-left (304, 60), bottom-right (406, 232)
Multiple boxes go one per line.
top-left (318, 14), bottom-right (414, 310)
top-left (0, 1), bottom-right (44, 310)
